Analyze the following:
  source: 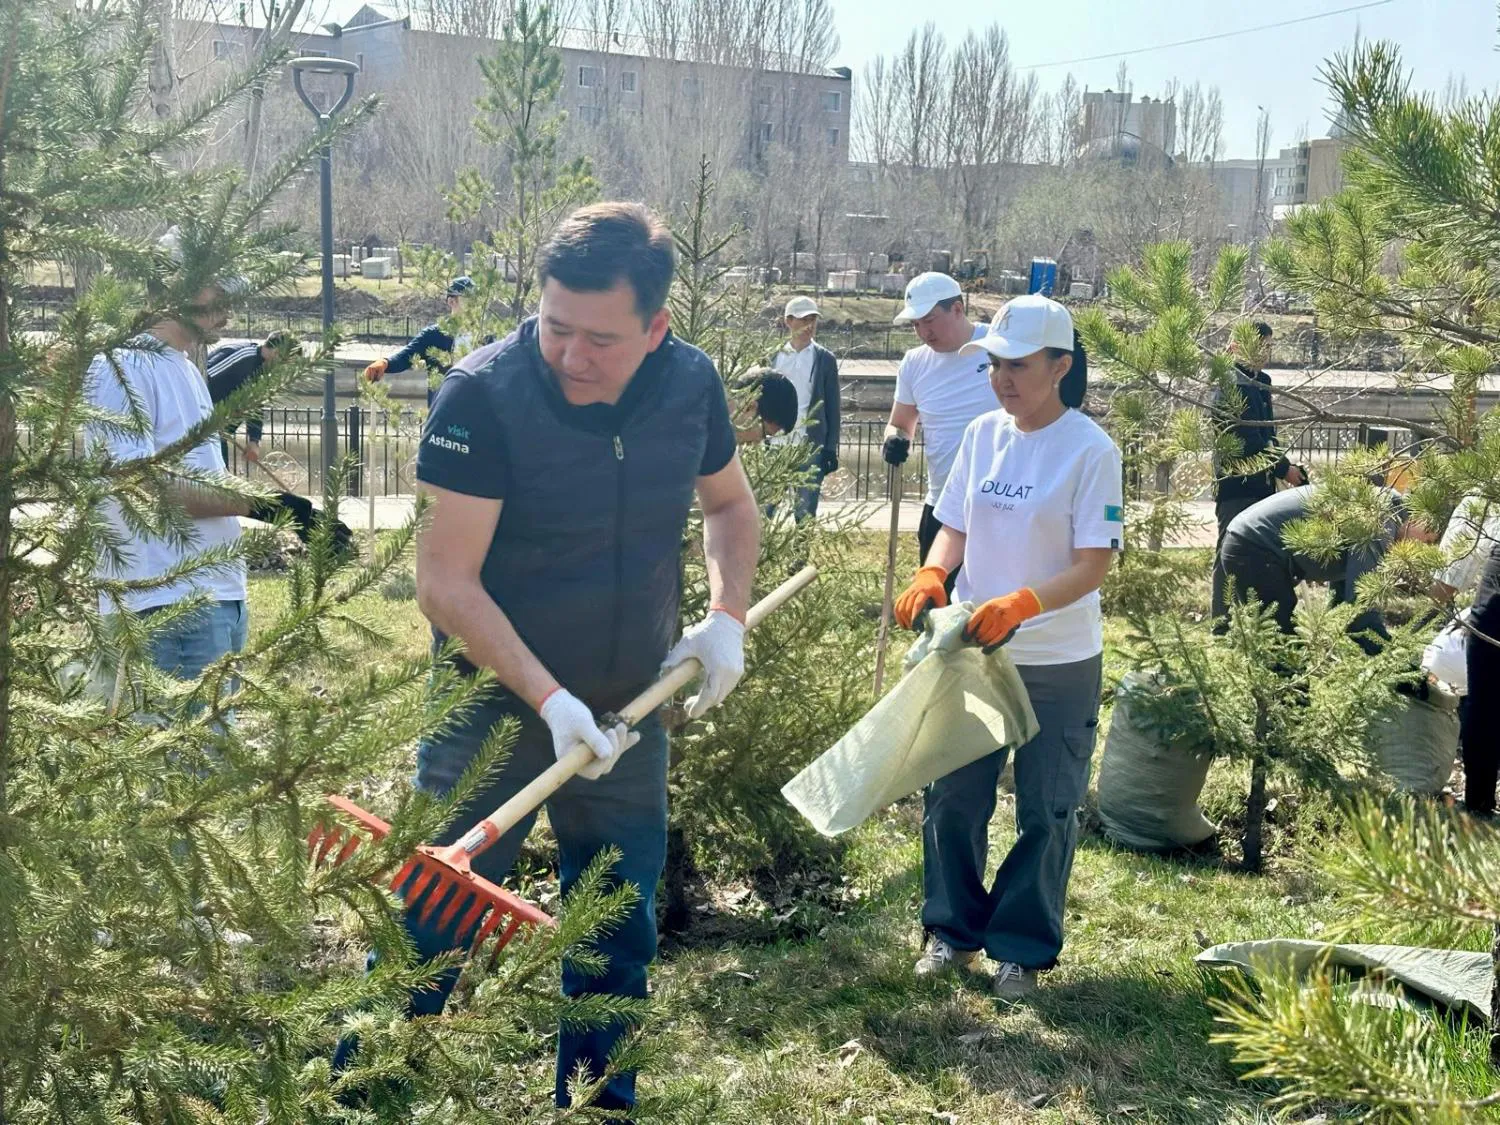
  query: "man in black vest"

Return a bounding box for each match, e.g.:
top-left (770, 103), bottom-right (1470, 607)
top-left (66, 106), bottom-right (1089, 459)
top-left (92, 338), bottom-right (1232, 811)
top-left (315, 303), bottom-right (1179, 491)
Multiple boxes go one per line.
top-left (409, 202), bottom-right (760, 1111)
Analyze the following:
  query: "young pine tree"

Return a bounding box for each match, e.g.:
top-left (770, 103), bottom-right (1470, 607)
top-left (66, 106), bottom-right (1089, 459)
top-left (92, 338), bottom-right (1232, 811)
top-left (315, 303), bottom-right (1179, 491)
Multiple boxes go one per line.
top-left (661, 156), bottom-right (879, 927)
top-left (0, 5), bottom-right (650, 1119)
top-left (1208, 36), bottom-right (1500, 1120)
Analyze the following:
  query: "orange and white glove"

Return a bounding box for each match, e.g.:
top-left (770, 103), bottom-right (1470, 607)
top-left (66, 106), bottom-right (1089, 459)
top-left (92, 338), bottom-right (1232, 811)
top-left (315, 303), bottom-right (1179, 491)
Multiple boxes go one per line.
top-left (362, 357), bottom-right (389, 382)
top-left (964, 588), bottom-right (1044, 652)
top-left (894, 566), bottom-right (949, 630)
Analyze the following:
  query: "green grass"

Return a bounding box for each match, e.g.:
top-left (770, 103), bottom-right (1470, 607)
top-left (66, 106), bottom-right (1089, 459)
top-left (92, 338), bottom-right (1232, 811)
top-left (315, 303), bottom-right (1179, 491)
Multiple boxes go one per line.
top-left (246, 544), bottom-right (1491, 1123)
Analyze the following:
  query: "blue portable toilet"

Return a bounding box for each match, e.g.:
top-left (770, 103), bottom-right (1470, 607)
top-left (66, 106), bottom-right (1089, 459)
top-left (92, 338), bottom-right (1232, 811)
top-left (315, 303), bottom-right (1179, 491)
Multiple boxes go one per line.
top-left (1028, 257), bottom-right (1059, 296)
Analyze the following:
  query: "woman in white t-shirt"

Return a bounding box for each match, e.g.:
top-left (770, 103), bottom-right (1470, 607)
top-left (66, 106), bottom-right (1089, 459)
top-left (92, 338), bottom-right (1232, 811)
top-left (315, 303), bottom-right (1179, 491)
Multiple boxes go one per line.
top-left (891, 293), bottom-right (1123, 1000)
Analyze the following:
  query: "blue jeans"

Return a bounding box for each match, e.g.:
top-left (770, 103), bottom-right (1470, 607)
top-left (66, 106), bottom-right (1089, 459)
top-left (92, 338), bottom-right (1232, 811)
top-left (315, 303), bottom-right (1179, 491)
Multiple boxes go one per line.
top-left (403, 691), bottom-right (668, 1110)
top-left (922, 655), bottom-right (1102, 970)
top-left (140, 599), bottom-right (248, 690)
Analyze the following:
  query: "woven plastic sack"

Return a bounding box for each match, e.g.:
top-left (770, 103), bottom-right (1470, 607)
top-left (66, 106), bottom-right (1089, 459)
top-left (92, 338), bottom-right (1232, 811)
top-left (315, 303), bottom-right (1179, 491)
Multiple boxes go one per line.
top-left (1096, 672), bottom-right (1217, 852)
top-left (781, 603), bottom-right (1038, 837)
top-left (1368, 685), bottom-right (1460, 794)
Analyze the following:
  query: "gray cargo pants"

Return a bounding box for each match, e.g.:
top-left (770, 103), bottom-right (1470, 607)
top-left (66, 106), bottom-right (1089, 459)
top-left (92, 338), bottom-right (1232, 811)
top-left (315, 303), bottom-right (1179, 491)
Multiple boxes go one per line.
top-left (921, 654), bottom-right (1103, 970)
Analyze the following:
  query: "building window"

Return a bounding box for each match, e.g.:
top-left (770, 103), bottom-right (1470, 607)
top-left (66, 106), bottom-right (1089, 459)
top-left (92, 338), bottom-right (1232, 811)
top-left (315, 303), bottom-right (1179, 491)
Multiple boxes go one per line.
top-left (681, 77), bottom-right (701, 97)
top-left (791, 124), bottom-right (804, 145)
top-left (578, 105), bottom-right (604, 126)
top-left (578, 65), bottom-right (603, 88)
top-left (212, 39), bottom-right (232, 60)
top-left (826, 126), bottom-right (840, 147)
top-left (820, 91), bottom-right (841, 113)
top-left (620, 70), bottom-right (637, 92)
top-left (356, 52), bottom-right (365, 71)
top-left (756, 83), bottom-right (772, 109)
top-left (758, 122), bottom-right (774, 144)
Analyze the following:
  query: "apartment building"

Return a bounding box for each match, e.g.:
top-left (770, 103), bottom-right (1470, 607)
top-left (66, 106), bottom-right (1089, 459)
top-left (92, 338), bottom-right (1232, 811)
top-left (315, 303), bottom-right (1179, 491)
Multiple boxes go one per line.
top-left (177, 5), bottom-right (852, 171)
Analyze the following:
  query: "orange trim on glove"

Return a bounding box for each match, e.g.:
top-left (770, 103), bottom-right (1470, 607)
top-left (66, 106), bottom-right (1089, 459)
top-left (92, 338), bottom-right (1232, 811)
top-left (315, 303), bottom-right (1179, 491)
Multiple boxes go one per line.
top-left (894, 566), bottom-right (949, 630)
top-left (964, 588), bottom-right (1044, 651)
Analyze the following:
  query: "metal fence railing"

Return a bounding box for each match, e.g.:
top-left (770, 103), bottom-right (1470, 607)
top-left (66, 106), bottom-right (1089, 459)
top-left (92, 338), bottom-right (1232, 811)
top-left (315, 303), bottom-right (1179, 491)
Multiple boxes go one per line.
top-left (18, 410), bottom-right (1412, 505)
top-left (20, 299), bottom-right (1418, 370)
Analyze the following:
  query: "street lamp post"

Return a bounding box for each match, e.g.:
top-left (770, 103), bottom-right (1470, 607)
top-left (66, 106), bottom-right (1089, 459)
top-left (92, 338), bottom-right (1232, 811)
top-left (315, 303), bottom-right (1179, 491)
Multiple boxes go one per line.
top-left (288, 55), bottom-right (358, 484)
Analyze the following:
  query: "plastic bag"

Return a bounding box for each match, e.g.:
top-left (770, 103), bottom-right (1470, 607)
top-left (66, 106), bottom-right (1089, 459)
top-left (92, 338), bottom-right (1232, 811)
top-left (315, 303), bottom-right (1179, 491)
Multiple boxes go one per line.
top-left (781, 603), bottom-right (1038, 837)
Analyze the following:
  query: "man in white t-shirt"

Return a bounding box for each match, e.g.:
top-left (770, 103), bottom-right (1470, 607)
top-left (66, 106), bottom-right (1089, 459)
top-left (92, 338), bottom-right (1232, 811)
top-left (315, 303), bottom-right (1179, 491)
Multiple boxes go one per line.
top-left (769, 295), bottom-right (841, 521)
top-left (85, 235), bottom-right (313, 687)
top-left (881, 273), bottom-right (997, 584)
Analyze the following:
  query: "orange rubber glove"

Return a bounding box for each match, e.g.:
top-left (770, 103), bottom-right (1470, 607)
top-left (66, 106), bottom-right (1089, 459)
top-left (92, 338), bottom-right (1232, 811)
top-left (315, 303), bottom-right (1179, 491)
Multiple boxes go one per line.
top-left (362, 357), bottom-right (389, 382)
top-left (964, 588), bottom-right (1044, 651)
top-left (894, 566), bottom-right (949, 630)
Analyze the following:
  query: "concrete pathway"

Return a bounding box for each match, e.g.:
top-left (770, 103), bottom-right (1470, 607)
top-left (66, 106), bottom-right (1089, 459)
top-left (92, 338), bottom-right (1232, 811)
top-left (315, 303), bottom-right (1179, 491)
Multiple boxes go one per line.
top-left (320, 494), bottom-right (1220, 550)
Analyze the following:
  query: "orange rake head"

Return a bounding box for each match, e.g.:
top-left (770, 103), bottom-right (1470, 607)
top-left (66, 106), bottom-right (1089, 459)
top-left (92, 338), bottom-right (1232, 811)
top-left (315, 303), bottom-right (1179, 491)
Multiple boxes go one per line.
top-left (308, 794), bottom-right (553, 955)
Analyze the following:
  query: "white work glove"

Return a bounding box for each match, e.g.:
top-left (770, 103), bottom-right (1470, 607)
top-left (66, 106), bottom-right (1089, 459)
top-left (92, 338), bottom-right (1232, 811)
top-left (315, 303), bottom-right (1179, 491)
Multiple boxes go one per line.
top-left (661, 609), bottom-right (746, 719)
top-left (539, 689), bottom-right (640, 781)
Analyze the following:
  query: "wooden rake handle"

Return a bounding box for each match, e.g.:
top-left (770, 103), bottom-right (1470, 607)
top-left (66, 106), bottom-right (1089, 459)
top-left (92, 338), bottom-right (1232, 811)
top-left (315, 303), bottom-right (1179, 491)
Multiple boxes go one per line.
top-left (462, 565), bottom-right (818, 850)
top-left (227, 434), bottom-right (297, 493)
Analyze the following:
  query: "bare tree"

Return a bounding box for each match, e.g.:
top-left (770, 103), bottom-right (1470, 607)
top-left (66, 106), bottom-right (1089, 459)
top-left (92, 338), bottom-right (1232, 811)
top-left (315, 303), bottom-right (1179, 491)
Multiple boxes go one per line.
top-left (1033, 72), bottom-right (1082, 165)
top-left (853, 55), bottom-right (898, 171)
top-left (892, 23), bottom-right (945, 170)
top-left (239, 0), bottom-right (315, 183)
top-left (1172, 80), bottom-right (1224, 164)
top-left (148, 0), bottom-right (177, 119)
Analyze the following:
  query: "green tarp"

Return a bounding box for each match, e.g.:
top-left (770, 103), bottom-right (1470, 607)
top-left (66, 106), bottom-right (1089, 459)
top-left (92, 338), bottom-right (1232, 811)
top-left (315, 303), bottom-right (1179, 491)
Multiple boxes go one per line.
top-left (1196, 939), bottom-right (1492, 1023)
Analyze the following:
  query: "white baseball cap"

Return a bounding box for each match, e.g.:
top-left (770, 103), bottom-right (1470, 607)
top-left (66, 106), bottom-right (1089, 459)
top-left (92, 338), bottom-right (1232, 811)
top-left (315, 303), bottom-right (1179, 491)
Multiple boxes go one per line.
top-left (893, 272), bottom-right (963, 323)
top-left (784, 295), bottom-right (820, 318)
top-left (961, 294), bottom-right (1075, 360)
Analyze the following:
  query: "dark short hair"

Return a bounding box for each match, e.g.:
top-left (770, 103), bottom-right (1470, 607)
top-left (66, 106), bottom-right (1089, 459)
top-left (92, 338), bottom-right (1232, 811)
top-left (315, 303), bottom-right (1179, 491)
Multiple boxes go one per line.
top-left (754, 371), bottom-right (799, 434)
top-left (933, 295), bottom-right (964, 315)
top-left (263, 329), bottom-right (298, 352)
top-left (1253, 321), bottom-right (1273, 339)
top-left (1045, 331), bottom-right (1089, 409)
top-left (537, 202), bottom-right (675, 324)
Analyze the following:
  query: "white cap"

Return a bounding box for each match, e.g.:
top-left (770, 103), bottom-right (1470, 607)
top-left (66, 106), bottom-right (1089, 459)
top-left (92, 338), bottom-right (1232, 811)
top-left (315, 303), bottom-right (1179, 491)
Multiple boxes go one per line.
top-left (893, 272), bottom-right (962, 322)
top-left (961, 294), bottom-right (1075, 360)
top-left (784, 294), bottom-right (820, 319)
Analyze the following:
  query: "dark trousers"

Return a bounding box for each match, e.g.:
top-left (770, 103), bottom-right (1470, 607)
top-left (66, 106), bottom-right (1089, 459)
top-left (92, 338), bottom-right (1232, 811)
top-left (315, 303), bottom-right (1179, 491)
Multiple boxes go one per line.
top-left (1463, 546), bottom-right (1500, 813)
top-left (1211, 495), bottom-right (1267, 624)
top-left (921, 655), bottom-right (1103, 969)
top-left (917, 503), bottom-right (961, 595)
top-left (377, 692), bottom-right (669, 1110)
top-left (1212, 535), bottom-right (1297, 635)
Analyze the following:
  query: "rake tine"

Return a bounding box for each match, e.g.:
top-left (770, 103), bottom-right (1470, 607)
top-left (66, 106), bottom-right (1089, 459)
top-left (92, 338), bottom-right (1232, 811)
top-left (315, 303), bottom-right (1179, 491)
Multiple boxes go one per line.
top-left (435, 885), bottom-right (481, 934)
top-left (454, 898), bottom-right (492, 945)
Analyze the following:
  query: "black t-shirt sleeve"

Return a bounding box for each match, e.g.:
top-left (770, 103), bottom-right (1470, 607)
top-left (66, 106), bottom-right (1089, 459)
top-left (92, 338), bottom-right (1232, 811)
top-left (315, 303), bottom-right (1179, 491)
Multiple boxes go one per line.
top-left (699, 372), bottom-right (736, 477)
top-left (415, 373), bottom-right (509, 499)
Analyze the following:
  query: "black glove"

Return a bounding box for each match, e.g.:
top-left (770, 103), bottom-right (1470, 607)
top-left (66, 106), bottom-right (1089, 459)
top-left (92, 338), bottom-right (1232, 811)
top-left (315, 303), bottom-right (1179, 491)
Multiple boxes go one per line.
top-left (820, 448), bottom-right (839, 474)
top-left (882, 435), bottom-right (910, 466)
top-left (249, 491), bottom-right (317, 541)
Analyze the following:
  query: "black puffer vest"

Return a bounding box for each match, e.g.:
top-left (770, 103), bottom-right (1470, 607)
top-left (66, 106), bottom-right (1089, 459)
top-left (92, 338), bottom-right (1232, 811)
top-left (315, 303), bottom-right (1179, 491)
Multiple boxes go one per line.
top-left (430, 318), bottom-right (723, 713)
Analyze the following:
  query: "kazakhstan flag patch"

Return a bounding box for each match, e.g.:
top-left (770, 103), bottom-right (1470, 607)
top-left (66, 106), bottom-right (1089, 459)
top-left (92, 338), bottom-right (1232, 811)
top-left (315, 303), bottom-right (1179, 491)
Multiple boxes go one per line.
top-left (1104, 505), bottom-right (1124, 523)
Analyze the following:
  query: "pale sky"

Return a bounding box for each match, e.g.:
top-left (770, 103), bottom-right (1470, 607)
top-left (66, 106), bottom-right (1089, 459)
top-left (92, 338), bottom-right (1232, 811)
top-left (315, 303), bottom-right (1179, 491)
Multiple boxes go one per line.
top-left (323, 0), bottom-right (1495, 159)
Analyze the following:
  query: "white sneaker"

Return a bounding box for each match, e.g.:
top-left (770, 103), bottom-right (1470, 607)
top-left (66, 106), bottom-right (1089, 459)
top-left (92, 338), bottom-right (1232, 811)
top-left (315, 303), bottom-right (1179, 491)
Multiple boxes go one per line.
top-left (914, 935), bottom-right (983, 977)
top-left (992, 960), bottom-right (1038, 1000)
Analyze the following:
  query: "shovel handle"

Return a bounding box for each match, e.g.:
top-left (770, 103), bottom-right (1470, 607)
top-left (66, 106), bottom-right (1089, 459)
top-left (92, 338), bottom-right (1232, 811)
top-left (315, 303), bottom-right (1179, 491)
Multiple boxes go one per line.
top-left (456, 566), bottom-right (819, 852)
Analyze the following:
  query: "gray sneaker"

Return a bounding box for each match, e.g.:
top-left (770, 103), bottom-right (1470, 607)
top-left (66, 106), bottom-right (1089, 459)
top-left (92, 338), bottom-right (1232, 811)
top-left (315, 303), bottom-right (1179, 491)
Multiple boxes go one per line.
top-left (992, 960), bottom-right (1037, 1000)
top-left (914, 936), bottom-right (983, 977)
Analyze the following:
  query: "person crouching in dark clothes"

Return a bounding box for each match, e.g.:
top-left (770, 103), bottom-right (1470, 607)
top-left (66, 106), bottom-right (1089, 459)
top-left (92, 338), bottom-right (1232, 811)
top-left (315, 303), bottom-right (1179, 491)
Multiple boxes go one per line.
top-left (1212, 485), bottom-right (1435, 653)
